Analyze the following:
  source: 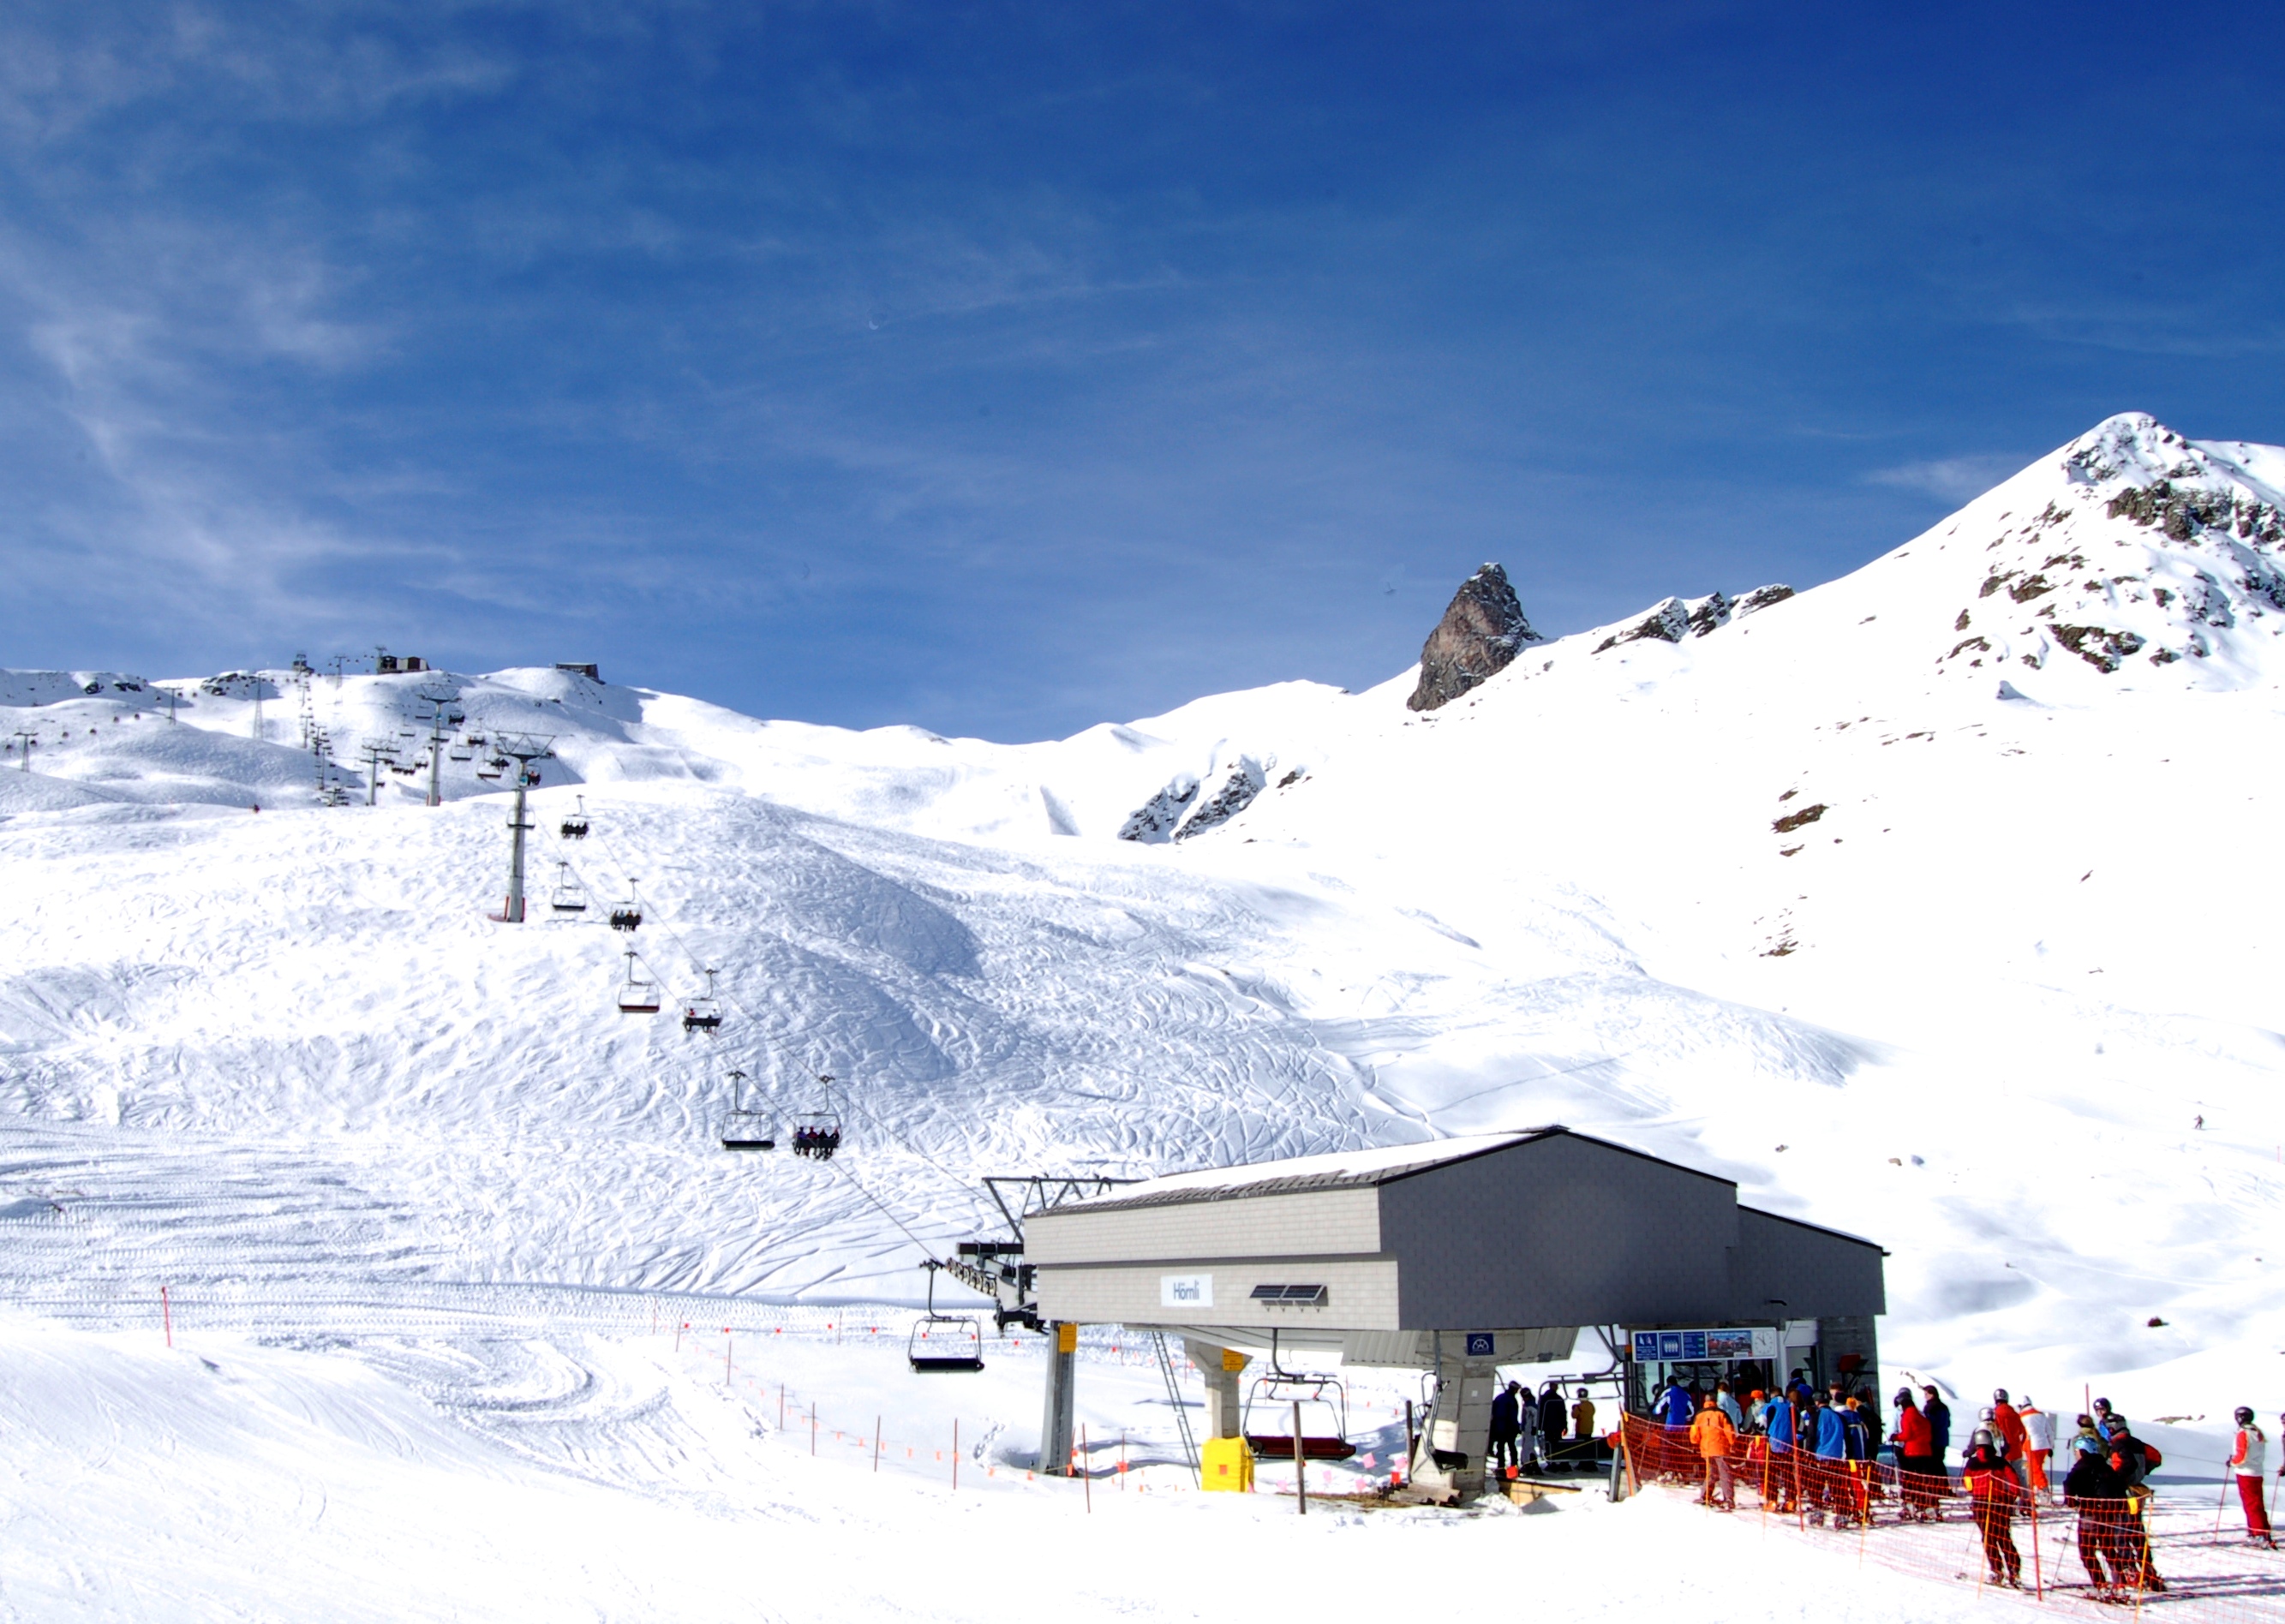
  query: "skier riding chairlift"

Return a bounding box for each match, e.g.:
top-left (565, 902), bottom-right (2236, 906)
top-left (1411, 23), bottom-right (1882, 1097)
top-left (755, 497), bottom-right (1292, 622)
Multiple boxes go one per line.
top-left (560, 795), bottom-right (590, 840)
top-left (790, 1112), bottom-right (842, 1161)
top-left (682, 969), bottom-right (725, 1033)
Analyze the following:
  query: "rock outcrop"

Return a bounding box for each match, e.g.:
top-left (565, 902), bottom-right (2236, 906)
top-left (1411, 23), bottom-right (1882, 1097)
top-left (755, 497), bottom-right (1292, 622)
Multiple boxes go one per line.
top-left (1407, 564), bottom-right (1542, 711)
top-left (1173, 764), bottom-right (1264, 840)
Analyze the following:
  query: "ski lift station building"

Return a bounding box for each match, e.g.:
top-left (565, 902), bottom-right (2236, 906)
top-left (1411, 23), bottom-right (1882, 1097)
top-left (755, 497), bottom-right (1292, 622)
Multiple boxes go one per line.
top-left (1020, 1127), bottom-right (1884, 1496)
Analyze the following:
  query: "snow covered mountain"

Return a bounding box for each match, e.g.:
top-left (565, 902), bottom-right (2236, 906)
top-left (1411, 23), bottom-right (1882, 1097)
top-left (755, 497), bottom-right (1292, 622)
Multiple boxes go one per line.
top-left (1, 411), bottom-right (2279, 1439)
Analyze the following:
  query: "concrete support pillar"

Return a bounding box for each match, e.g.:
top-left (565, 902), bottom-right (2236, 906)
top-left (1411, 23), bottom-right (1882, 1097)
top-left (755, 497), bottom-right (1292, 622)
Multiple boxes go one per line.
top-left (1407, 1335), bottom-right (1500, 1502)
top-left (1183, 1340), bottom-right (1248, 1439)
top-left (1038, 1321), bottom-right (1077, 1475)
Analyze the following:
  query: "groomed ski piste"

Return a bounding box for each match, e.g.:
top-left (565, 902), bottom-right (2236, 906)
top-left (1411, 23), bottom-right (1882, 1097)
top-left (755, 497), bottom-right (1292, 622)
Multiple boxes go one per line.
top-left (2, 414), bottom-right (2281, 1618)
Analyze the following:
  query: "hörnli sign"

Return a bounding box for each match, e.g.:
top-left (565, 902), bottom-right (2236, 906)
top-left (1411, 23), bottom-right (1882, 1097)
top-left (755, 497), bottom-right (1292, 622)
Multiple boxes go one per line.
top-left (1160, 1274), bottom-right (1212, 1308)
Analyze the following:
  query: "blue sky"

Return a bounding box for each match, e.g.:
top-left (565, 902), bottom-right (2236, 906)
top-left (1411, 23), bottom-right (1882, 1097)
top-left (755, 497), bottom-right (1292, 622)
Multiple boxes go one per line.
top-left (3, 3), bottom-right (2281, 739)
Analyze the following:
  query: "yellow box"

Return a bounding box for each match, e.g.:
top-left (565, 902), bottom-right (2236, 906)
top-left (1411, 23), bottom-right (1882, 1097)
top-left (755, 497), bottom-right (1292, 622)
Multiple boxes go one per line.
top-left (1201, 1436), bottom-right (1254, 1493)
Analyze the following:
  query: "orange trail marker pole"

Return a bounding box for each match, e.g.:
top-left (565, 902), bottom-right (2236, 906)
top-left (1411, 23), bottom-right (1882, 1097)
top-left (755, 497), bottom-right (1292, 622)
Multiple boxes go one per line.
top-left (1083, 1425), bottom-right (1092, 1513)
top-left (160, 1286), bottom-right (171, 1348)
top-left (2027, 1485), bottom-right (2043, 1598)
top-left (875, 1416), bottom-right (882, 1472)
top-left (811, 1403), bottom-right (817, 1456)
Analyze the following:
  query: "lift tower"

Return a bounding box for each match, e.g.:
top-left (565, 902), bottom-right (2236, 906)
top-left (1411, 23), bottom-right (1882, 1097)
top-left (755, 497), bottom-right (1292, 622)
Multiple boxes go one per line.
top-left (414, 687), bottom-right (457, 809)
top-left (487, 734), bottom-right (556, 922)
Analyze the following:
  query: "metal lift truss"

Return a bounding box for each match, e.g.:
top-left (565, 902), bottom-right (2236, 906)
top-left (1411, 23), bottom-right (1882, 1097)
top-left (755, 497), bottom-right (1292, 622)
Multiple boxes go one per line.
top-left (944, 1174), bottom-right (1138, 1333)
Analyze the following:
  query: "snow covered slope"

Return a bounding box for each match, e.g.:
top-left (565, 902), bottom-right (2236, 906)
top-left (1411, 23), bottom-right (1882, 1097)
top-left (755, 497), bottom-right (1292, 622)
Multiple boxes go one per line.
top-left (1, 412), bottom-right (2280, 1444)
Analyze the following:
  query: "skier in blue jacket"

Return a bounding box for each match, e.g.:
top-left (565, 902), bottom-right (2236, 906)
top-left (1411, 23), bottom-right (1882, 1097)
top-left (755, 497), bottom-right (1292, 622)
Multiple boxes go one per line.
top-left (1659, 1378), bottom-right (1696, 1430)
top-left (1761, 1391), bottom-right (1799, 1513)
top-left (1922, 1384), bottom-right (1953, 1461)
top-left (1804, 1394), bottom-right (1851, 1525)
top-left (1762, 1392), bottom-right (1795, 1453)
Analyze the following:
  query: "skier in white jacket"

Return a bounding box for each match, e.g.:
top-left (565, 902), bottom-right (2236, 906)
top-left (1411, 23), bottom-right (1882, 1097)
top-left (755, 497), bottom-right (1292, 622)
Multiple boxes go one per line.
top-left (2019, 1396), bottom-right (2057, 1497)
top-left (2229, 1407), bottom-right (2275, 1549)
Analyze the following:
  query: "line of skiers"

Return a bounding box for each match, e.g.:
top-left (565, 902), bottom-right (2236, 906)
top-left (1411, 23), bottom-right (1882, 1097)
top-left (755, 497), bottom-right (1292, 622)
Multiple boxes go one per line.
top-left (1488, 1381), bottom-right (1602, 1473)
top-left (1648, 1372), bottom-right (2277, 1598)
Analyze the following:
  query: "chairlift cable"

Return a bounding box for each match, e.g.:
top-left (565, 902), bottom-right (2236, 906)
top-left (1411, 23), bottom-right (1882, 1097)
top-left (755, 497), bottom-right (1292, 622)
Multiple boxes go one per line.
top-left (819, 1153), bottom-right (944, 1263)
top-left (577, 815), bottom-right (961, 1173)
top-left (573, 808), bottom-right (996, 1226)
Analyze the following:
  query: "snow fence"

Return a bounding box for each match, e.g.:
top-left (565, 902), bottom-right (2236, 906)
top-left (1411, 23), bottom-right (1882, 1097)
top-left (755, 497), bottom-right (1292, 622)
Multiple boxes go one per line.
top-left (1619, 1415), bottom-right (2285, 1622)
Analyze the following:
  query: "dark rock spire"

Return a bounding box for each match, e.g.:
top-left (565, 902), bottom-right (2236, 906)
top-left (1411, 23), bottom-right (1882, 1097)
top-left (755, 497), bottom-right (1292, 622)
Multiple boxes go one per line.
top-left (1406, 563), bottom-right (1542, 711)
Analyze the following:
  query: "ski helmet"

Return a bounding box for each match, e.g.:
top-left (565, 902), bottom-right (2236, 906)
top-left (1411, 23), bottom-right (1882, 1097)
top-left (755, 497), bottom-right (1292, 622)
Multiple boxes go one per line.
top-left (2237, 1406), bottom-right (2256, 1425)
top-left (1994, 1388), bottom-right (2009, 1403)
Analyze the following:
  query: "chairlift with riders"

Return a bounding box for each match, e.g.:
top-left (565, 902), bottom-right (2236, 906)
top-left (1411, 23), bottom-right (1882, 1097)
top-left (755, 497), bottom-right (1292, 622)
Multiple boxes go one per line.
top-left (906, 1261), bottom-right (984, 1374)
top-left (559, 795), bottom-right (590, 840)
top-left (682, 968), bottom-right (725, 1034)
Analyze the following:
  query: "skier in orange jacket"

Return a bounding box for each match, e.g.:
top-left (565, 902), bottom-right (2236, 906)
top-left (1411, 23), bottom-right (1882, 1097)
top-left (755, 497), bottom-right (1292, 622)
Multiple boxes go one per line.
top-left (1690, 1394), bottom-right (1739, 1510)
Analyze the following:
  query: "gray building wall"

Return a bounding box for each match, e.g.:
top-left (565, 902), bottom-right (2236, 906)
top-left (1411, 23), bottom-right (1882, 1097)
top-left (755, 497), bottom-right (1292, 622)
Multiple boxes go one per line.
top-left (1379, 1133), bottom-right (1740, 1328)
top-left (1035, 1255), bottom-right (1401, 1330)
top-left (1026, 1185), bottom-right (1379, 1267)
top-left (1729, 1206), bottom-right (1886, 1321)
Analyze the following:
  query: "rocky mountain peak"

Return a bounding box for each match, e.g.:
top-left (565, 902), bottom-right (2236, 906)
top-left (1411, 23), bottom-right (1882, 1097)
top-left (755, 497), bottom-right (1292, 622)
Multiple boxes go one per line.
top-left (1407, 563), bottom-right (1542, 712)
top-left (1933, 415), bottom-right (2285, 684)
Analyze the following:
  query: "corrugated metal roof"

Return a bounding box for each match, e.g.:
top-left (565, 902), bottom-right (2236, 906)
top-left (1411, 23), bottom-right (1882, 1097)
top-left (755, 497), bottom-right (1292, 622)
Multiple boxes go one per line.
top-left (1042, 1128), bottom-right (1562, 1216)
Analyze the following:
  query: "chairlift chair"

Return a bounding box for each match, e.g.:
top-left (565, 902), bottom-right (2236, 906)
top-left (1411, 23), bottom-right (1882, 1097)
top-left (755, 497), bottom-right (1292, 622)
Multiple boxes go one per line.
top-left (608, 899), bottom-right (643, 931)
top-left (560, 796), bottom-right (590, 839)
top-left (615, 949), bottom-right (661, 1015)
top-left (906, 1261), bottom-right (985, 1373)
top-left (682, 969), bottom-right (725, 1034)
top-left (788, 1111), bottom-right (842, 1161)
top-left (1241, 1333), bottom-right (1355, 1460)
top-left (549, 862), bottom-right (587, 914)
top-left (718, 1070), bottom-right (775, 1151)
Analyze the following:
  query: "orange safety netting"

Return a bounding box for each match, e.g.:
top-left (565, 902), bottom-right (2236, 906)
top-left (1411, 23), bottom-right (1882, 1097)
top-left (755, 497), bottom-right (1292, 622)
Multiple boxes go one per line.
top-left (1619, 1415), bottom-right (2285, 1621)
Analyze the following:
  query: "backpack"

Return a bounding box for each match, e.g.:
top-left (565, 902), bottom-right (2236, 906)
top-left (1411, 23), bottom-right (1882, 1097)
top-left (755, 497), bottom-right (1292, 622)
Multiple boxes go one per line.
top-left (2142, 1442), bottom-right (2162, 1469)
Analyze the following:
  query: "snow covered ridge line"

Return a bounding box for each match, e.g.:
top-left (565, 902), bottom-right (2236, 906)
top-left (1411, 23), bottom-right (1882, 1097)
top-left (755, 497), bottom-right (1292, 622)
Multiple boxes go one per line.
top-left (0, 670), bottom-right (147, 705)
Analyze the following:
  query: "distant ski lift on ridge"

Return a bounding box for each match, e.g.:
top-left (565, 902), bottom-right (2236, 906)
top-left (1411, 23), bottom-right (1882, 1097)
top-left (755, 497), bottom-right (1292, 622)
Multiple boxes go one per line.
top-left (549, 861), bottom-right (587, 915)
top-left (717, 1069), bottom-right (775, 1152)
top-left (682, 968), bottom-right (724, 1034)
top-left (560, 796), bottom-right (589, 840)
top-left (616, 948), bottom-right (661, 1016)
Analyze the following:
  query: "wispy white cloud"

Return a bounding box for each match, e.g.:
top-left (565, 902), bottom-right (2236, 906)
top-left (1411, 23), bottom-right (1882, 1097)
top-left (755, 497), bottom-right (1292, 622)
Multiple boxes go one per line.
top-left (1863, 452), bottom-right (2029, 505)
